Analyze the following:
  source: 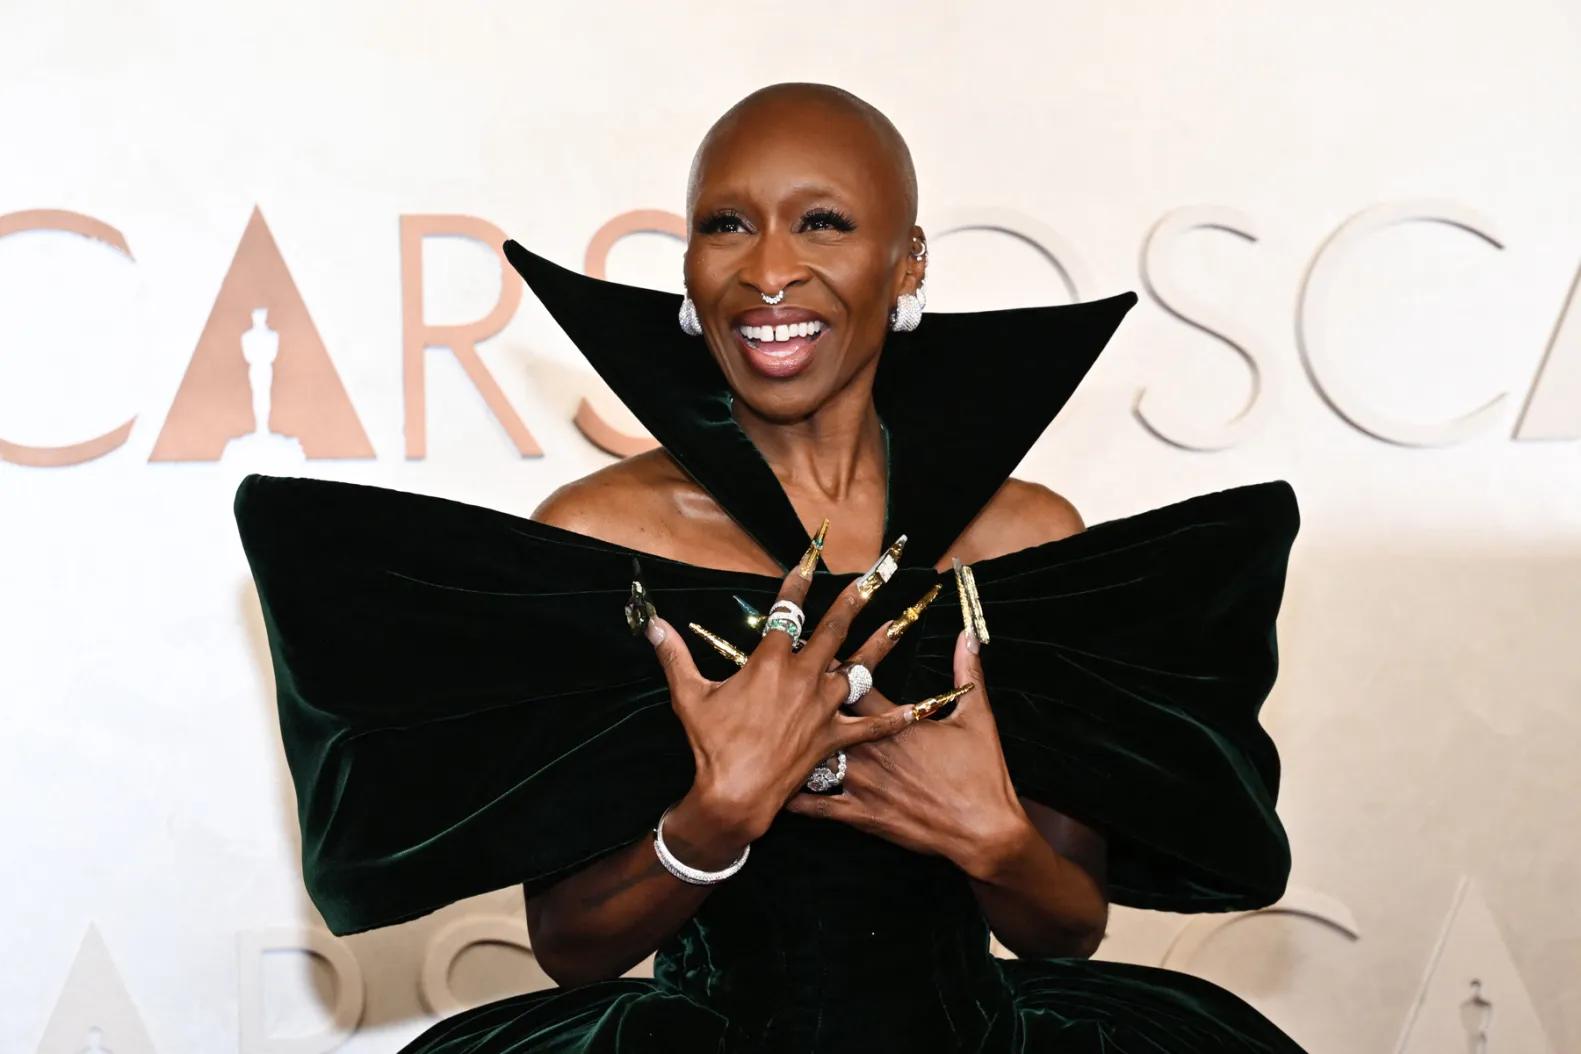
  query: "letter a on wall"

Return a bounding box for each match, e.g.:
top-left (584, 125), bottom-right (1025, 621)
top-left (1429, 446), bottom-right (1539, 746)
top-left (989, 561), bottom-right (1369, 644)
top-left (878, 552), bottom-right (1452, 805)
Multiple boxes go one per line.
top-left (149, 206), bottom-right (373, 461)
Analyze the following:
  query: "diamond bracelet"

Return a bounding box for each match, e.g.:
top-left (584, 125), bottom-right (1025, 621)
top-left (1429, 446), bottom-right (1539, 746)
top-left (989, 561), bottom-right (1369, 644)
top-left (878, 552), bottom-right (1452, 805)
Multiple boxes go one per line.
top-left (653, 803), bottom-right (751, 885)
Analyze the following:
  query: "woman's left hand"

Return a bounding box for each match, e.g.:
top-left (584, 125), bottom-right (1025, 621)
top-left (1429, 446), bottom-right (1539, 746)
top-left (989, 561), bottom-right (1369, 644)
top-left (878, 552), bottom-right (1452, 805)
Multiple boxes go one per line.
top-left (784, 626), bottom-right (1030, 876)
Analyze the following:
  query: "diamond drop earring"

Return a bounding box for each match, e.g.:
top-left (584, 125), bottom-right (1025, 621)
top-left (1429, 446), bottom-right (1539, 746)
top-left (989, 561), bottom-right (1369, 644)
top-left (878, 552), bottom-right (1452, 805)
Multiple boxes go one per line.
top-left (678, 294), bottom-right (702, 336)
top-left (889, 279), bottom-right (926, 332)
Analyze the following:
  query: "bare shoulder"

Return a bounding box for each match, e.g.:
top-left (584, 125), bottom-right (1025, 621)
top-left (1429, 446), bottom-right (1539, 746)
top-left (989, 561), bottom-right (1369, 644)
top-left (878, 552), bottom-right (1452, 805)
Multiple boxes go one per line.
top-left (1002, 477), bottom-right (1085, 537)
top-left (531, 448), bottom-right (691, 553)
top-left (944, 477), bottom-right (1085, 567)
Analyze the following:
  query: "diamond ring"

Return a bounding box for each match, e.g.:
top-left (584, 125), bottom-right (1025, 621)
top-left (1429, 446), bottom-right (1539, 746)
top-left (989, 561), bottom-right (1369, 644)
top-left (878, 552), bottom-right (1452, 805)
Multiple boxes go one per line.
top-left (842, 663), bottom-right (873, 707)
top-left (805, 750), bottom-right (847, 793)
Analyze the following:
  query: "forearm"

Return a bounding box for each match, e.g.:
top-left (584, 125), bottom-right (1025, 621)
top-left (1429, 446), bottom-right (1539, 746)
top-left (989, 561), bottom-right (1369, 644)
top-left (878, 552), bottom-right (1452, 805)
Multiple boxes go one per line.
top-left (525, 786), bottom-right (754, 987)
top-left (958, 813), bottom-right (1108, 960)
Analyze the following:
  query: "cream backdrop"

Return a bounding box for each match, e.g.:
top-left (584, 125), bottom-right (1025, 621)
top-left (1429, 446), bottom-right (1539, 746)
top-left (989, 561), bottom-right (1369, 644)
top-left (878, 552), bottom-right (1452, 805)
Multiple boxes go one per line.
top-left (3, 1), bottom-right (1578, 1051)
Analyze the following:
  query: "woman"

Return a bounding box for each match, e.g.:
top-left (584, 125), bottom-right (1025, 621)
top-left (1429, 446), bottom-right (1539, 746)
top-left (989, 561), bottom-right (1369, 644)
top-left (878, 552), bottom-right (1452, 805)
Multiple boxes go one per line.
top-left (235, 83), bottom-right (1305, 1051)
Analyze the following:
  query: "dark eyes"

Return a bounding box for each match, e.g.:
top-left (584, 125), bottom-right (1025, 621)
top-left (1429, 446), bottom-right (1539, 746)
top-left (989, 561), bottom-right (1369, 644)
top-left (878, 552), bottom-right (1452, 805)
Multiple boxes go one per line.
top-left (695, 207), bottom-right (857, 235)
top-left (801, 207), bottom-right (857, 233)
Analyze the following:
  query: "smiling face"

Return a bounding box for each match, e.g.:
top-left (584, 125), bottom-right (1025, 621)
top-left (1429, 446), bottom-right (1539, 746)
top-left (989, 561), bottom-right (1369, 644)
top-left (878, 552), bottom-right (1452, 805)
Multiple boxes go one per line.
top-left (683, 85), bottom-right (925, 422)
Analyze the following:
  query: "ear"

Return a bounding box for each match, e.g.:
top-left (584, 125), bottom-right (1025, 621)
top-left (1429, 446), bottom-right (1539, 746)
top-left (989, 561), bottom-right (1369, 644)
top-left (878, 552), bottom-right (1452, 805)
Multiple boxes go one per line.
top-left (897, 225), bottom-right (928, 298)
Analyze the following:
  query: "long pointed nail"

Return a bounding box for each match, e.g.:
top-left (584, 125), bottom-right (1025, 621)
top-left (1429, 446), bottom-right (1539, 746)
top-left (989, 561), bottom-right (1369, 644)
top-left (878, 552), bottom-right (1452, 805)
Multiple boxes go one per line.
top-left (732, 594), bottom-right (766, 631)
top-left (687, 622), bottom-right (749, 668)
top-left (856, 533), bottom-right (907, 600)
top-left (625, 559), bottom-right (657, 636)
top-left (909, 682), bottom-right (974, 722)
top-left (796, 517), bottom-right (831, 579)
top-left (952, 557), bottom-right (989, 645)
top-left (886, 583), bottom-right (942, 642)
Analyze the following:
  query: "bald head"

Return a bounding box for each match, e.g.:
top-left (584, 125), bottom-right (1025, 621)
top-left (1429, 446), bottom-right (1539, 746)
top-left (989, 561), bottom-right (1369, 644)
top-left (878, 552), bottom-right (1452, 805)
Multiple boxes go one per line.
top-left (686, 82), bottom-right (918, 233)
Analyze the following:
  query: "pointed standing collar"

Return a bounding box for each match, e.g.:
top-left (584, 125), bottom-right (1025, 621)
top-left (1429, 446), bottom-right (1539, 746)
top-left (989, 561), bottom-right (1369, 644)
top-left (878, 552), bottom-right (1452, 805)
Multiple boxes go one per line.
top-left (503, 240), bottom-right (1138, 574)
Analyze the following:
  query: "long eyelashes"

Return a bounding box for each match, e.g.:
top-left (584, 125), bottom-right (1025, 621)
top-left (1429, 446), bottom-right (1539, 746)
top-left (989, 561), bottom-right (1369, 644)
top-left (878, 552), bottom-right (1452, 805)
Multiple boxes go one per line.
top-left (800, 207), bottom-right (856, 233)
top-left (693, 206), bottom-right (857, 236)
top-left (696, 209), bottom-right (746, 235)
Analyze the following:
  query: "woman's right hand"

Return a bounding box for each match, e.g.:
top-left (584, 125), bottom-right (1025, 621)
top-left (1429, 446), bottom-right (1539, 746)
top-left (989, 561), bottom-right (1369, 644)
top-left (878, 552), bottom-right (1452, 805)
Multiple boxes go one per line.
top-left (642, 532), bottom-right (917, 846)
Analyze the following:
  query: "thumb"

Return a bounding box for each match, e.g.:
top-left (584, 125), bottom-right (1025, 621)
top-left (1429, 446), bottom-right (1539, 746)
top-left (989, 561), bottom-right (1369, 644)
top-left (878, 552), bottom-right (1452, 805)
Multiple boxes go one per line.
top-left (953, 628), bottom-right (984, 710)
top-left (646, 615), bottom-right (703, 692)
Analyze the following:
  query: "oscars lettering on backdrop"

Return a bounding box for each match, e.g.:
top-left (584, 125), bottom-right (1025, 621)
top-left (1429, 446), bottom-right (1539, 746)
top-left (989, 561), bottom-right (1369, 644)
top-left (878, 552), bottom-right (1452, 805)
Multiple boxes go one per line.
top-left (146, 205), bottom-right (373, 462)
top-left (3, 200), bottom-right (1577, 469)
top-left (1460, 979), bottom-right (1493, 1054)
top-left (1394, 877), bottom-right (1554, 1054)
top-left (36, 924), bottom-right (155, 1054)
top-left (77, 1026), bottom-right (112, 1054)
top-left (225, 307), bottom-right (305, 464)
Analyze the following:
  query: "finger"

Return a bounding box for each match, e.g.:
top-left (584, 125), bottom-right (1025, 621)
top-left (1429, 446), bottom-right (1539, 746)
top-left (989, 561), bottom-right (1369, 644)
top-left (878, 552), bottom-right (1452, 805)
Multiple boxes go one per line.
top-left (844, 683), bottom-right (894, 719)
top-left (799, 532), bottom-right (908, 672)
top-left (645, 616), bottom-right (708, 699)
top-left (783, 789), bottom-right (847, 820)
top-left (851, 581), bottom-right (943, 673)
top-left (758, 517), bottom-right (830, 659)
top-left (952, 628), bottom-right (986, 718)
top-left (830, 704), bottom-right (915, 750)
top-left (823, 580), bottom-right (943, 711)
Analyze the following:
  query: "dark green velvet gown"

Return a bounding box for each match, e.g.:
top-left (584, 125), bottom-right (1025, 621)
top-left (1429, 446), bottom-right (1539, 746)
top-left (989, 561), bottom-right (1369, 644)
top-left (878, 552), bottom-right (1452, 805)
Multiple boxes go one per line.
top-left (234, 243), bottom-right (1307, 1052)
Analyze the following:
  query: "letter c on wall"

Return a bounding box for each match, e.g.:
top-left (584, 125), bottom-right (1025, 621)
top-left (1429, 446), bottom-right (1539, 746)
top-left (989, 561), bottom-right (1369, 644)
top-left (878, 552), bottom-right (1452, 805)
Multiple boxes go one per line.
top-left (0, 210), bottom-right (137, 466)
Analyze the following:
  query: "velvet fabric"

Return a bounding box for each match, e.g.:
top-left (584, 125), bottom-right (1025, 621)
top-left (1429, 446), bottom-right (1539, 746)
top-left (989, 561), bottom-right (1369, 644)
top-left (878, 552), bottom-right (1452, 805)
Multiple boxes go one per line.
top-left (233, 242), bottom-right (1306, 1052)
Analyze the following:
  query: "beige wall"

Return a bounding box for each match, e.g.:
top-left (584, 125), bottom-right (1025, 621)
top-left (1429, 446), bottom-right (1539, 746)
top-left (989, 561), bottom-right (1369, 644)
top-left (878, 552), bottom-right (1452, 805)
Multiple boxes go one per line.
top-left (3, 1), bottom-right (1577, 1051)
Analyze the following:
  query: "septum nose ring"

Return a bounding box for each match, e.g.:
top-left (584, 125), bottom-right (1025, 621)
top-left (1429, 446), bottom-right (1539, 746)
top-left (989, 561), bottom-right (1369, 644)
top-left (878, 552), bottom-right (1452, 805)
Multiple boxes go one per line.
top-left (760, 289), bottom-right (785, 305)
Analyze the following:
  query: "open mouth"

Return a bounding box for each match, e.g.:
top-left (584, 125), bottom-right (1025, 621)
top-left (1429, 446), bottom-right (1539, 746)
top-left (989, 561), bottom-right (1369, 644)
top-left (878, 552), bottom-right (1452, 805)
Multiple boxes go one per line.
top-left (737, 319), bottom-right (826, 348)
top-left (731, 315), bottom-right (828, 379)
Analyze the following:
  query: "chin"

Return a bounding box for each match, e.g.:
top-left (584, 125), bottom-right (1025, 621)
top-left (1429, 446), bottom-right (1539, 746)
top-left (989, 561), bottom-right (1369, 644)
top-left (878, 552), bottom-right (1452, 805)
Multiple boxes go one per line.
top-left (725, 378), bottom-right (832, 425)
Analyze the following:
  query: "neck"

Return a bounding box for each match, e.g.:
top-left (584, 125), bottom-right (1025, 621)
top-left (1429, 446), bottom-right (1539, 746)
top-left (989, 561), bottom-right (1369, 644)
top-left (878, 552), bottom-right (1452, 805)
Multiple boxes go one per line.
top-left (729, 368), bottom-right (888, 525)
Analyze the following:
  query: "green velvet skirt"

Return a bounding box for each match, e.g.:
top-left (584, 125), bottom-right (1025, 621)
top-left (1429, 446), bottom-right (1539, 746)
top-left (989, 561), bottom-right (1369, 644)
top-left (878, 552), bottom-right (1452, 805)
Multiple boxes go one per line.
top-left (399, 814), bottom-right (1305, 1053)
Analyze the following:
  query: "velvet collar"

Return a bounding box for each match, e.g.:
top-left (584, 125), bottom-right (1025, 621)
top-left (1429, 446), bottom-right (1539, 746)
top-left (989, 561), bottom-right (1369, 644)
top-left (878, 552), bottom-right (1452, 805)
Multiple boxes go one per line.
top-left (502, 241), bottom-right (1138, 573)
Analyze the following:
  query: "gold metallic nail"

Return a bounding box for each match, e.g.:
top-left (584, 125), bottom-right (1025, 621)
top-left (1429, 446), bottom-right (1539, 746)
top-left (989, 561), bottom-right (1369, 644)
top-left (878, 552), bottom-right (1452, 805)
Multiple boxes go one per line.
top-left (952, 557), bottom-right (990, 645)
top-left (885, 583), bottom-right (941, 642)
top-left (909, 682), bottom-right (975, 722)
top-left (855, 533), bottom-right (908, 600)
top-left (796, 517), bottom-right (831, 579)
top-left (687, 622), bottom-right (749, 668)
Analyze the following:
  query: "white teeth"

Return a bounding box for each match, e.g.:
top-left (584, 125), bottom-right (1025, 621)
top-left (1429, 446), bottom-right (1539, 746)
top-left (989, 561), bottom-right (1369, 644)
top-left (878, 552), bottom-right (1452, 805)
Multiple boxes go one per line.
top-left (738, 319), bottom-right (826, 343)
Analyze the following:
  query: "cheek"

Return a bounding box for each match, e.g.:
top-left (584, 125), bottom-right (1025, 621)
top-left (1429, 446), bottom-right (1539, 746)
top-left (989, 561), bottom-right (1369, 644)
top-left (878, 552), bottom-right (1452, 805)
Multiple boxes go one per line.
top-left (686, 256), bottom-right (732, 304)
top-left (824, 262), bottom-right (897, 330)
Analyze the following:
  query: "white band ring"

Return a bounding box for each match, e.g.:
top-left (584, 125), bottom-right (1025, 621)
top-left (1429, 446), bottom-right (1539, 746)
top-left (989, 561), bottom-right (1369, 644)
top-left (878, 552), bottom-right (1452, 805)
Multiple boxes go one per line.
top-left (762, 599), bottom-right (805, 643)
top-left (767, 598), bottom-right (805, 622)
